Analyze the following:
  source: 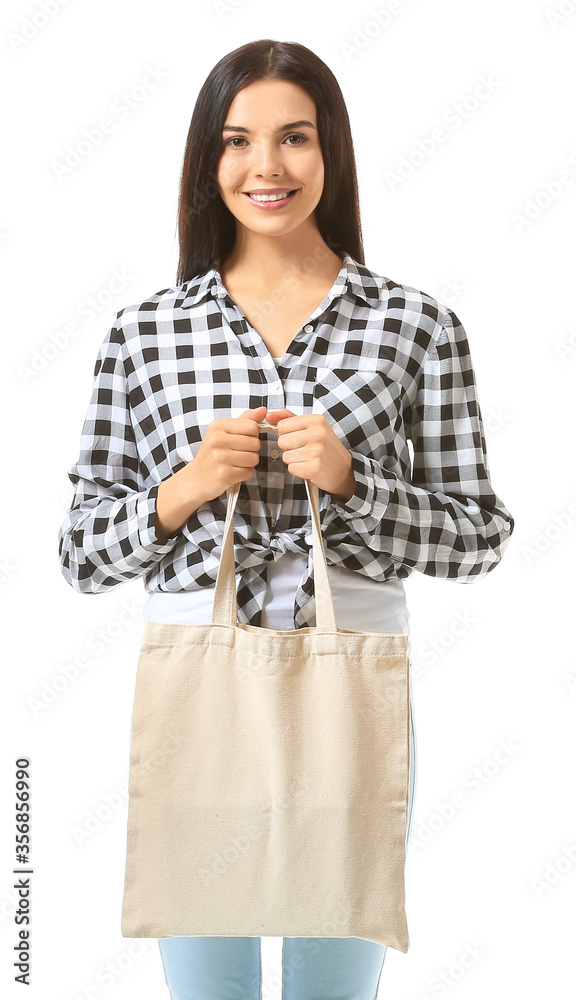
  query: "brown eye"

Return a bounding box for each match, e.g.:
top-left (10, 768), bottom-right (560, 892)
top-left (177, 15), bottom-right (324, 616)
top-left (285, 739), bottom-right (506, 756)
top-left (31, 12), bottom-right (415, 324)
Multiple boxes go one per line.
top-left (284, 134), bottom-right (308, 145)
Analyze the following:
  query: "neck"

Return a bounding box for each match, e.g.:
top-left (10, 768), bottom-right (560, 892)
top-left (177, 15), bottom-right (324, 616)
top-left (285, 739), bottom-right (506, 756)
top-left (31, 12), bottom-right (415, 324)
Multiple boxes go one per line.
top-left (220, 225), bottom-right (343, 288)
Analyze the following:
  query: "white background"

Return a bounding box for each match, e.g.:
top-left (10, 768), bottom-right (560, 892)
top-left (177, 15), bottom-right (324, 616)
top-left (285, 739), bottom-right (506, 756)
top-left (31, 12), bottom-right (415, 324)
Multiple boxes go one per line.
top-left (2, 0), bottom-right (575, 997)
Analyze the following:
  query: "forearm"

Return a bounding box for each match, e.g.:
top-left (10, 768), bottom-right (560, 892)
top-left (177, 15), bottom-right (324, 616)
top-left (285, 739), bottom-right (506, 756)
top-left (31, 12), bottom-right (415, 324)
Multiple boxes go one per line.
top-left (329, 451), bottom-right (514, 581)
top-left (330, 465), bottom-right (357, 504)
top-left (154, 464), bottom-right (211, 539)
top-left (58, 485), bottom-right (181, 593)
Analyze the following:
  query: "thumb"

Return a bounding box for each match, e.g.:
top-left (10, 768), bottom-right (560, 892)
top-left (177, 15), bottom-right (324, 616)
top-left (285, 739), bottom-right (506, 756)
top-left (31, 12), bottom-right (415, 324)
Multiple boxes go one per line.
top-left (240, 405), bottom-right (267, 419)
top-left (264, 409), bottom-right (296, 424)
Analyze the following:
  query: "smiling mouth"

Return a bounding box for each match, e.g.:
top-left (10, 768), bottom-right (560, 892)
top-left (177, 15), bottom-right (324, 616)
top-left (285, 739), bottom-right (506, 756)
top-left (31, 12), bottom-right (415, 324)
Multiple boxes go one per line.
top-left (243, 189), bottom-right (299, 203)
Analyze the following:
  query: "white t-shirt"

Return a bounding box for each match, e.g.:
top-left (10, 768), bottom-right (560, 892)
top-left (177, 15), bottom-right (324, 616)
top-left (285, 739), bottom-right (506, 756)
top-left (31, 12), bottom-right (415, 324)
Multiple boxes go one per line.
top-left (139, 549), bottom-right (411, 646)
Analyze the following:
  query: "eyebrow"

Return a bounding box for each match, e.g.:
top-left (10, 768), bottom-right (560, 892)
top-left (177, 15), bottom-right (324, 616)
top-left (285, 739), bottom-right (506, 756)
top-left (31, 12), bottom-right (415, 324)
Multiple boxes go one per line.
top-left (222, 120), bottom-right (316, 134)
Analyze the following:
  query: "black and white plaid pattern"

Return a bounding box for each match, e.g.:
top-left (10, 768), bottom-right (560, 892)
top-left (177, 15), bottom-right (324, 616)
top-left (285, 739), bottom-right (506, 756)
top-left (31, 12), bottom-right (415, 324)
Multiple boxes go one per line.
top-left (58, 253), bottom-right (514, 629)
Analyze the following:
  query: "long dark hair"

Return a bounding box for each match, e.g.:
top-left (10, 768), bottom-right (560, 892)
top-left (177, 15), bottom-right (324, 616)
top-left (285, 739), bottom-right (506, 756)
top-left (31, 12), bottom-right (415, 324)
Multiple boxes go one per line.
top-left (175, 39), bottom-right (364, 284)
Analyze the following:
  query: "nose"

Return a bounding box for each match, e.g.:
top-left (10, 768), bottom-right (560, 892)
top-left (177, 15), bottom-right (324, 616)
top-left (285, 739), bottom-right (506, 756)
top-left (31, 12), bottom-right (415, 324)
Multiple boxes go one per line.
top-left (252, 137), bottom-right (283, 177)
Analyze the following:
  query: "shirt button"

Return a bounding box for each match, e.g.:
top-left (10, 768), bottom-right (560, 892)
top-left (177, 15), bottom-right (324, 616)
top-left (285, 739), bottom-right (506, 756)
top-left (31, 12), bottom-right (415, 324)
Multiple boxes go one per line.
top-left (271, 449), bottom-right (280, 459)
top-left (503, 521), bottom-right (511, 530)
top-left (270, 381), bottom-right (281, 391)
top-left (303, 323), bottom-right (314, 333)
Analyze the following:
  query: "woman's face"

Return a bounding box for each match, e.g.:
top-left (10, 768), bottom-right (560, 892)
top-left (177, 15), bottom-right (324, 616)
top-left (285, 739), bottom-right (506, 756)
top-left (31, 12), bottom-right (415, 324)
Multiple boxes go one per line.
top-left (216, 78), bottom-right (325, 240)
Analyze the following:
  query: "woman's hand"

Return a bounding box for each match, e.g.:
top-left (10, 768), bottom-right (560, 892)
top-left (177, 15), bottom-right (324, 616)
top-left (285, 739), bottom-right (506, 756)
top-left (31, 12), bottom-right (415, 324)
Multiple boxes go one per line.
top-left (265, 410), bottom-right (356, 502)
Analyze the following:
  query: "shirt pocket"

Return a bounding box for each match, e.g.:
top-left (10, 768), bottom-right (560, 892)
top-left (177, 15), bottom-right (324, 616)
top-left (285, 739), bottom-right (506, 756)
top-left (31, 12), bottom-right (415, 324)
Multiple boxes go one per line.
top-left (312, 367), bottom-right (403, 441)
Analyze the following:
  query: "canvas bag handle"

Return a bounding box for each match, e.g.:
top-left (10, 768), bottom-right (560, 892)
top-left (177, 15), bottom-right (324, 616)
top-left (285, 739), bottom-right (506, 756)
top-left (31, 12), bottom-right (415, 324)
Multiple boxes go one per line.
top-left (211, 420), bottom-right (337, 631)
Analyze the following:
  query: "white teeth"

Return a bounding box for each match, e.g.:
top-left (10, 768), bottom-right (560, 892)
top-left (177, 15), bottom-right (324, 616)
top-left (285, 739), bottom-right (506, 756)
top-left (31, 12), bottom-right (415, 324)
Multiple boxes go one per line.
top-left (248, 191), bottom-right (293, 202)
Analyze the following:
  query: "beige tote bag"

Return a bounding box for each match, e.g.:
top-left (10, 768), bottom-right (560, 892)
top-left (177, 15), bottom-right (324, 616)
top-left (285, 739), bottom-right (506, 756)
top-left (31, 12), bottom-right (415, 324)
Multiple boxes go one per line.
top-left (121, 442), bottom-right (412, 951)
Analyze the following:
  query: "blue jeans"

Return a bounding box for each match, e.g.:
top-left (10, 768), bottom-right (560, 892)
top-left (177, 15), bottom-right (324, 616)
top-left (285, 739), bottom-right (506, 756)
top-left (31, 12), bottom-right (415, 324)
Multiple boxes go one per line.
top-left (159, 934), bottom-right (387, 1000)
top-left (154, 553), bottom-right (417, 999)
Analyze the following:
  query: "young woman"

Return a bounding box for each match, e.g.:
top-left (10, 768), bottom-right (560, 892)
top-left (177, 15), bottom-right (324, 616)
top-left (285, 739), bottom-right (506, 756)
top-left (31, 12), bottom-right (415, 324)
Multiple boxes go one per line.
top-left (58, 38), bottom-right (514, 1000)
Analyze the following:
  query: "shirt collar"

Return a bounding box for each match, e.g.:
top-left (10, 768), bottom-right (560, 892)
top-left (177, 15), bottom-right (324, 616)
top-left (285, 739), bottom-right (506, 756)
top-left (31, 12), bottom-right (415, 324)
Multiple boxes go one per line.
top-left (178, 253), bottom-right (385, 310)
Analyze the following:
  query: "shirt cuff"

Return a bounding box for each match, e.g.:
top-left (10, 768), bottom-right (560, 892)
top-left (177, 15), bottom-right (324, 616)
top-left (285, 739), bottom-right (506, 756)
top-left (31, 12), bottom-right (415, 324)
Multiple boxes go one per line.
top-left (135, 484), bottom-right (181, 550)
top-left (331, 451), bottom-right (382, 520)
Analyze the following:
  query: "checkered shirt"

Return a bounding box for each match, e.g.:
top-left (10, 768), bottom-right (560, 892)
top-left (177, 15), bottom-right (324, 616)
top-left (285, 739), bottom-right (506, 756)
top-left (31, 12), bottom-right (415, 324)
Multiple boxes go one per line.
top-left (58, 253), bottom-right (515, 629)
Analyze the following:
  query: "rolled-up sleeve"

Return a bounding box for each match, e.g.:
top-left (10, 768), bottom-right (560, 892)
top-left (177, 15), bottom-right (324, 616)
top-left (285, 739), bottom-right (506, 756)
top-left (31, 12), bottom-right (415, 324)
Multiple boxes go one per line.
top-left (57, 317), bottom-right (180, 593)
top-left (331, 307), bottom-right (514, 580)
